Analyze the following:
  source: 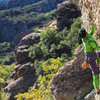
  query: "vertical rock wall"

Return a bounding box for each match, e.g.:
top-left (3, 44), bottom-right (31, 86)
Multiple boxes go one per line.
top-left (80, 0), bottom-right (100, 44)
top-left (80, 0), bottom-right (100, 99)
top-left (50, 0), bottom-right (100, 100)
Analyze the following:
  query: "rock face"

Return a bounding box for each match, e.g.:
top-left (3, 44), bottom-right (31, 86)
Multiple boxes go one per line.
top-left (84, 89), bottom-right (100, 100)
top-left (39, 0), bottom-right (64, 12)
top-left (0, 19), bottom-right (27, 42)
top-left (57, 1), bottom-right (81, 30)
top-left (50, 0), bottom-right (100, 100)
top-left (0, 0), bottom-right (65, 44)
top-left (79, 0), bottom-right (100, 99)
top-left (80, 0), bottom-right (100, 44)
top-left (4, 33), bottom-right (40, 100)
top-left (50, 45), bottom-right (93, 100)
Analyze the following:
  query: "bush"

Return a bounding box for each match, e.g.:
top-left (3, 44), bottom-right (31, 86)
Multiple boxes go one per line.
top-left (28, 17), bottom-right (81, 77)
top-left (15, 57), bottom-right (63, 100)
top-left (29, 43), bottom-right (44, 59)
top-left (0, 88), bottom-right (10, 100)
top-left (0, 63), bottom-right (15, 82)
top-left (40, 28), bottom-right (57, 46)
top-left (66, 17), bottom-right (81, 49)
top-left (0, 52), bottom-right (14, 65)
top-left (0, 42), bottom-right (10, 51)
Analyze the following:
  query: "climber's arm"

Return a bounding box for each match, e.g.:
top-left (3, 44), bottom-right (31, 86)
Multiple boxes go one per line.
top-left (88, 25), bottom-right (94, 37)
top-left (89, 41), bottom-right (100, 51)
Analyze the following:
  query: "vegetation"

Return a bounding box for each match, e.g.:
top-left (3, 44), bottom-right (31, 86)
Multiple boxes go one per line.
top-left (0, 3), bottom-right (56, 28)
top-left (29, 17), bottom-right (81, 61)
top-left (15, 17), bottom-right (81, 100)
top-left (0, 88), bottom-right (10, 100)
top-left (0, 42), bottom-right (10, 51)
top-left (29, 18), bottom-right (81, 77)
top-left (0, 63), bottom-right (15, 82)
top-left (0, 1), bottom-right (81, 100)
top-left (0, 42), bottom-right (14, 65)
top-left (15, 57), bottom-right (63, 100)
top-left (0, 63), bottom-right (15, 100)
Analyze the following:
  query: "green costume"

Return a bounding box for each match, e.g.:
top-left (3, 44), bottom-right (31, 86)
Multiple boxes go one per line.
top-left (81, 26), bottom-right (100, 89)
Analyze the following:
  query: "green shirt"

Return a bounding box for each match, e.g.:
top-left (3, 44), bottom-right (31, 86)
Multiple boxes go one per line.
top-left (82, 26), bottom-right (100, 53)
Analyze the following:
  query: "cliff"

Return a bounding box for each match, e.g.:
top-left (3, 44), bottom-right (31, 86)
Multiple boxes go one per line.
top-left (3, 0), bottom-right (100, 100)
top-left (80, 0), bottom-right (100, 99)
top-left (0, 0), bottom-right (64, 45)
top-left (4, 1), bottom-right (81, 99)
top-left (50, 0), bottom-right (100, 100)
top-left (4, 32), bottom-right (40, 100)
top-left (0, 19), bottom-right (27, 43)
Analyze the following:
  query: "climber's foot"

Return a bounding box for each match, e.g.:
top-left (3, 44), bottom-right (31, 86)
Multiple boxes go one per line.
top-left (97, 90), bottom-right (100, 94)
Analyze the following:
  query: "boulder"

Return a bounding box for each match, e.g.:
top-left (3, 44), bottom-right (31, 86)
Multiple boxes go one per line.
top-left (15, 45), bottom-right (30, 64)
top-left (21, 33), bottom-right (40, 45)
top-left (4, 62), bottom-right (37, 100)
top-left (84, 89), bottom-right (100, 100)
top-left (57, 1), bottom-right (81, 30)
top-left (4, 32), bottom-right (41, 100)
top-left (50, 45), bottom-right (93, 100)
top-left (14, 33), bottom-right (40, 64)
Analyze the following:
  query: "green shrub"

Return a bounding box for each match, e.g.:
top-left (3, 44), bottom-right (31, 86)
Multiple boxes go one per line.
top-left (29, 43), bottom-right (43, 59)
top-left (34, 60), bottom-right (43, 76)
top-left (0, 52), bottom-right (14, 65)
top-left (34, 27), bottom-right (39, 33)
top-left (40, 28), bottom-right (61, 47)
top-left (0, 63), bottom-right (15, 82)
top-left (0, 42), bottom-right (10, 51)
top-left (15, 57), bottom-right (63, 100)
top-left (66, 17), bottom-right (81, 49)
top-left (0, 88), bottom-right (10, 100)
top-left (28, 17), bottom-right (81, 77)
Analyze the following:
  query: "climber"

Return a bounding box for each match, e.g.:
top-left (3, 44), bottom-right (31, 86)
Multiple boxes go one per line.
top-left (78, 25), bottom-right (100, 94)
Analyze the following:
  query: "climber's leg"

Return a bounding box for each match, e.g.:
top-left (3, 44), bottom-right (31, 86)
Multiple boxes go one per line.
top-left (89, 60), bottom-right (99, 74)
top-left (92, 74), bottom-right (100, 94)
top-left (92, 74), bottom-right (99, 89)
top-left (89, 61), bottom-right (100, 94)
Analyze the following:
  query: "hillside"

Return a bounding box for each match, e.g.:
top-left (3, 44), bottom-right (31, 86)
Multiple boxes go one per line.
top-left (0, 0), bottom-right (8, 4)
top-left (0, 0), bottom-right (64, 11)
top-left (0, 0), bottom-right (40, 10)
top-left (1, 1), bottom-right (81, 100)
top-left (0, 0), bottom-right (100, 100)
top-left (0, 4), bottom-right (57, 45)
top-left (0, 0), bottom-right (66, 45)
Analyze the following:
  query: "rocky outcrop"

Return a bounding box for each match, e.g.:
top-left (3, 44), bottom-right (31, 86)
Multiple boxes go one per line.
top-left (57, 1), bottom-right (81, 30)
top-left (50, 45), bottom-right (93, 100)
top-left (0, 19), bottom-right (27, 42)
top-left (0, 0), bottom-right (65, 44)
top-left (80, 0), bottom-right (100, 44)
top-left (4, 33), bottom-right (40, 100)
top-left (79, 0), bottom-right (100, 99)
top-left (50, 0), bottom-right (100, 100)
top-left (38, 0), bottom-right (64, 12)
top-left (84, 89), bottom-right (100, 100)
